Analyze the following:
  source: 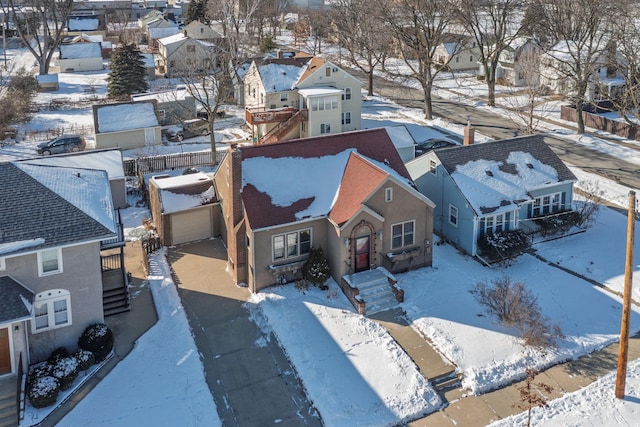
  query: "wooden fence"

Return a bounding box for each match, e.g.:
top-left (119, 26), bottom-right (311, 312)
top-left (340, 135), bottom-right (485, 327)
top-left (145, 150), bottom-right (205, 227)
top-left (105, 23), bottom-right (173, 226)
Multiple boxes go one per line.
top-left (123, 150), bottom-right (227, 176)
top-left (561, 105), bottom-right (640, 140)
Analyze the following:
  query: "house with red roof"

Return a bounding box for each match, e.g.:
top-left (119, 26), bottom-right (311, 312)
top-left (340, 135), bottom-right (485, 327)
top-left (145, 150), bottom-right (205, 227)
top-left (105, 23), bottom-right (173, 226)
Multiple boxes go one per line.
top-left (214, 128), bottom-right (435, 315)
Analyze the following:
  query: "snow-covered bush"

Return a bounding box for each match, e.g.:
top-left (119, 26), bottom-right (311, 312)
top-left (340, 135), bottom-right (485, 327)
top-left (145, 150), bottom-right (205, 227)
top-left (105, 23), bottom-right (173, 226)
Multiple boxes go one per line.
top-left (73, 349), bottom-right (96, 371)
top-left (302, 246), bottom-right (330, 290)
top-left (50, 357), bottom-right (79, 390)
top-left (28, 375), bottom-right (60, 409)
top-left (477, 230), bottom-right (529, 262)
top-left (47, 347), bottom-right (70, 364)
top-left (78, 323), bottom-right (114, 362)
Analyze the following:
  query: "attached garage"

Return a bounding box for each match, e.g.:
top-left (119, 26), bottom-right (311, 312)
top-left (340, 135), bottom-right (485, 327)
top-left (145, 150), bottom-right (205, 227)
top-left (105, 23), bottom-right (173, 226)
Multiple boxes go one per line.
top-left (148, 171), bottom-right (220, 246)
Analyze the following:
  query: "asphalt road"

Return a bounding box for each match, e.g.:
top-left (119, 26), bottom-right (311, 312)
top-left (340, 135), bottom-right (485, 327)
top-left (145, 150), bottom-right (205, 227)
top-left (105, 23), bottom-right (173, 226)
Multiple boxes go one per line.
top-left (353, 70), bottom-right (640, 190)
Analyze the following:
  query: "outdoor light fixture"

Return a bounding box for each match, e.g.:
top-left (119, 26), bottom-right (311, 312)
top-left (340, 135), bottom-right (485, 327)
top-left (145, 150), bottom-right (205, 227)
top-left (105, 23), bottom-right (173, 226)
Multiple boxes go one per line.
top-left (344, 238), bottom-right (350, 248)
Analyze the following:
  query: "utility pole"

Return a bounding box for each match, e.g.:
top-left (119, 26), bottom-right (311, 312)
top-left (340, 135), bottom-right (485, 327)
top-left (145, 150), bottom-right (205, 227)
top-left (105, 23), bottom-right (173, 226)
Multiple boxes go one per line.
top-left (615, 190), bottom-right (635, 399)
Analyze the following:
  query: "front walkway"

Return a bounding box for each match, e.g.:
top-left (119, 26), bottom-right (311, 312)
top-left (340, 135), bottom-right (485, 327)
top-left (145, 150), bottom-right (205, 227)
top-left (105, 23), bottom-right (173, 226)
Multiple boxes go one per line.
top-left (167, 239), bottom-right (321, 427)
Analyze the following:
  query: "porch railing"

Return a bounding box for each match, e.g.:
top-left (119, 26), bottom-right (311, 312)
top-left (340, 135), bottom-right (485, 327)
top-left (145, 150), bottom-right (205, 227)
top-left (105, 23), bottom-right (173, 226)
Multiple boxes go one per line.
top-left (101, 253), bottom-right (123, 272)
top-left (16, 352), bottom-right (23, 423)
top-left (101, 210), bottom-right (125, 250)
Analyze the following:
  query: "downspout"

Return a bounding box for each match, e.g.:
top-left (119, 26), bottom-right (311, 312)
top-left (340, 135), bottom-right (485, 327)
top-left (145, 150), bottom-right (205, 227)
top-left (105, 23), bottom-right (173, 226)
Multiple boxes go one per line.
top-left (472, 216), bottom-right (479, 257)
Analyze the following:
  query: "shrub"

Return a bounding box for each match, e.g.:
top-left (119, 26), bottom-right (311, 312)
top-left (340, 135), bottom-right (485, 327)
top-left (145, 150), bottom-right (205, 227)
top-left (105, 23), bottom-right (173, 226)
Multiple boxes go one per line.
top-left (73, 349), bottom-right (96, 371)
top-left (78, 323), bottom-right (114, 362)
top-left (533, 210), bottom-right (580, 237)
top-left (47, 347), bottom-right (70, 364)
top-left (50, 357), bottom-right (79, 390)
top-left (477, 230), bottom-right (529, 261)
top-left (302, 246), bottom-right (331, 290)
top-left (470, 276), bottom-right (563, 349)
top-left (28, 375), bottom-right (60, 409)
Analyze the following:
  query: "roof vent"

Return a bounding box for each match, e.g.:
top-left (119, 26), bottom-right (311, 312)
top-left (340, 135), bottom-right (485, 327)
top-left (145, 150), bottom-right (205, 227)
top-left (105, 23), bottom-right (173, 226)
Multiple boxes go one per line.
top-left (485, 170), bottom-right (493, 177)
top-left (526, 163), bottom-right (534, 169)
top-left (383, 159), bottom-right (390, 166)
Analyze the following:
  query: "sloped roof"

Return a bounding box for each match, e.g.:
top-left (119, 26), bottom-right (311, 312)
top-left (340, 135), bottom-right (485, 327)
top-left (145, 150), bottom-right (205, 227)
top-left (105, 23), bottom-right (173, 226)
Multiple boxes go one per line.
top-left (68, 16), bottom-right (100, 32)
top-left (20, 149), bottom-right (125, 180)
top-left (0, 276), bottom-right (33, 323)
top-left (297, 56), bottom-right (327, 83)
top-left (158, 32), bottom-right (187, 46)
top-left (152, 172), bottom-right (216, 214)
top-left (0, 163), bottom-right (116, 257)
top-left (384, 125), bottom-right (415, 149)
top-left (60, 42), bottom-right (101, 59)
top-left (435, 135), bottom-right (577, 215)
top-left (256, 57), bottom-right (313, 92)
top-left (240, 128), bottom-right (412, 230)
top-left (95, 102), bottom-right (159, 133)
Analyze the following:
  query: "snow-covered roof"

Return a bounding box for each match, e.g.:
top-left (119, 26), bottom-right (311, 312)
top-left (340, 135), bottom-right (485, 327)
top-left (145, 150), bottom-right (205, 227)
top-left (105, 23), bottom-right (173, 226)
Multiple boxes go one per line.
top-left (257, 60), bottom-right (310, 92)
top-left (384, 125), bottom-right (415, 149)
top-left (297, 87), bottom-right (343, 97)
top-left (68, 17), bottom-right (100, 31)
top-left (96, 102), bottom-right (159, 133)
top-left (21, 149), bottom-right (125, 180)
top-left (435, 136), bottom-right (577, 216)
top-left (158, 32), bottom-right (187, 46)
top-left (149, 26), bottom-right (180, 40)
top-left (59, 42), bottom-right (102, 59)
top-left (132, 89), bottom-right (191, 103)
top-left (140, 53), bottom-right (156, 68)
top-left (152, 172), bottom-right (216, 214)
top-left (36, 74), bottom-right (58, 83)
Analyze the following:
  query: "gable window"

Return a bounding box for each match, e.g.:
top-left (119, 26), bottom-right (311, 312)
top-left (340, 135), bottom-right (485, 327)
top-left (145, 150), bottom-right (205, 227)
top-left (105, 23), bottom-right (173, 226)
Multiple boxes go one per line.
top-left (343, 88), bottom-right (351, 100)
top-left (32, 289), bottom-right (72, 333)
top-left (342, 112), bottom-right (351, 125)
top-left (326, 67), bottom-right (331, 77)
top-left (281, 93), bottom-right (288, 102)
top-left (385, 187), bottom-right (393, 202)
top-left (38, 248), bottom-right (62, 276)
top-left (391, 221), bottom-right (415, 249)
top-left (449, 205), bottom-right (459, 227)
top-left (186, 45), bottom-right (195, 53)
top-left (320, 123), bottom-right (331, 134)
top-left (456, 56), bottom-right (460, 63)
top-left (470, 55), bottom-right (473, 62)
top-left (429, 159), bottom-right (437, 174)
top-left (272, 229), bottom-right (311, 261)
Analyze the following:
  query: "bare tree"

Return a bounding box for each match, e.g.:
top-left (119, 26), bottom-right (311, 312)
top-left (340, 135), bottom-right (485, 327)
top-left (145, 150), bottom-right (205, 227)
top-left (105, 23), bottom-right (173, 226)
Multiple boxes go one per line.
top-left (207, 0), bottom-right (266, 57)
top-left (330, 0), bottom-right (388, 96)
top-left (381, 0), bottom-right (455, 119)
top-left (528, 0), bottom-right (620, 133)
top-left (513, 367), bottom-right (554, 427)
top-left (452, 0), bottom-right (525, 107)
top-left (6, 0), bottom-right (74, 75)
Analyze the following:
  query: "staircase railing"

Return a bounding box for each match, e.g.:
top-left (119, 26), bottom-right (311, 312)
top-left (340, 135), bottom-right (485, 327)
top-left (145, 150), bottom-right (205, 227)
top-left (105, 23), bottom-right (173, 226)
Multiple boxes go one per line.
top-left (258, 109), bottom-right (308, 145)
top-left (16, 352), bottom-right (23, 423)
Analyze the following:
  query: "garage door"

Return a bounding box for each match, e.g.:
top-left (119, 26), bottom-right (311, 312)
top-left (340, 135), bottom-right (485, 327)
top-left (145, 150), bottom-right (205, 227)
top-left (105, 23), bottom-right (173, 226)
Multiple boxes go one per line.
top-left (171, 207), bottom-right (212, 245)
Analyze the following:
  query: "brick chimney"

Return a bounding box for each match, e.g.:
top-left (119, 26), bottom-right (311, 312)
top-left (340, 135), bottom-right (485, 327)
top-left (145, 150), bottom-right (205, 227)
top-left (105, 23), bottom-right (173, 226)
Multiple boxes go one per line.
top-left (277, 49), bottom-right (283, 59)
top-left (225, 147), bottom-right (247, 283)
top-left (463, 121), bottom-right (475, 146)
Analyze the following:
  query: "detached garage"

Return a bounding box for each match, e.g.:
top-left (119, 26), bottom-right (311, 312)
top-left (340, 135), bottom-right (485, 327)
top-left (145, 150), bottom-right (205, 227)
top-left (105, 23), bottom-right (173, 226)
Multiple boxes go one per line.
top-left (148, 171), bottom-right (220, 246)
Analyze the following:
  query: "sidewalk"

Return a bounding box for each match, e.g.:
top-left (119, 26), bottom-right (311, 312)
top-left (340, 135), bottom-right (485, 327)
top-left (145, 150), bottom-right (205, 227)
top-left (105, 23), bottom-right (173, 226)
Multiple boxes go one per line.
top-left (36, 241), bottom-right (157, 427)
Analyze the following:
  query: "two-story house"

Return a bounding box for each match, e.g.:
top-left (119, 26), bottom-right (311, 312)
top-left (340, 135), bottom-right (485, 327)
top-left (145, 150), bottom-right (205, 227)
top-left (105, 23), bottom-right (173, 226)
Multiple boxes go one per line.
top-left (243, 51), bottom-right (363, 144)
top-left (434, 33), bottom-right (480, 71)
top-left (156, 32), bottom-right (219, 77)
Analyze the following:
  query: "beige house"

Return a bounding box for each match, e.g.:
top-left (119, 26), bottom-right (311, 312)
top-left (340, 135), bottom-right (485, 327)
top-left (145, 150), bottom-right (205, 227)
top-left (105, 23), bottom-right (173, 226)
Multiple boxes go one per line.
top-left (58, 42), bottom-right (103, 72)
top-left (182, 20), bottom-right (224, 42)
top-left (156, 32), bottom-right (218, 77)
top-left (435, 33), bottom-right (480, 71)
top-left (214, 128), bottom-right (435, 314)
top-left (93, 101), bottom-right (162, 150)
top-left (243, 52), bottom-right (362, 144)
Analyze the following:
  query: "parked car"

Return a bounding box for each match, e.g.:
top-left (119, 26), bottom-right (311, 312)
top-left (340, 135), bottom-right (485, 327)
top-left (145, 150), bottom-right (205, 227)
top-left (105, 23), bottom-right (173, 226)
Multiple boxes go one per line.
top-left (415, 138), bottom-right (457, 157)
top-left (36, 134), bottom-right (86, 155)
top-left (166, 119), bottom-right (211, 142)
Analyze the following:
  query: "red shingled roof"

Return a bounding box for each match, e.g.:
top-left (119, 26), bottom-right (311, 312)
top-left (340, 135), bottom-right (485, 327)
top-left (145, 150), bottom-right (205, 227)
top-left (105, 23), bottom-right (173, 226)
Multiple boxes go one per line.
top-left (329, 152), bottom-right (388, 226)
top-left (240, 129), bottom-right (410, 230)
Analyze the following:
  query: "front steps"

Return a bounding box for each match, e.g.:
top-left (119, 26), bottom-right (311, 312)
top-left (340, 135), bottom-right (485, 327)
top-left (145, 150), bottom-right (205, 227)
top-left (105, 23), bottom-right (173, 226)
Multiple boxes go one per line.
top-left (341, 268), bottom-right (403, 316)
top-left (0, 376), bottom-right (17, 427)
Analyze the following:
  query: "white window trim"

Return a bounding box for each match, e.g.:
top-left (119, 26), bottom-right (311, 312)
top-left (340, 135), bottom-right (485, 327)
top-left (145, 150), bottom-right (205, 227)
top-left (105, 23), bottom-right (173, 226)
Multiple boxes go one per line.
top-left (31, 289), bottom-right (72, 333)
top-left (272, 229), bottom-right (312, 262)
top-left (449, 204), bottom-right (459, 227)
top-left (320, 123), bottom-right (331, 134)
top-left (0, 257), bottom-right (5, 271)
top-left (429, 159), bottom-right (437, 175)
top-left (391, 220), bottom-right (416, 250)
top-left (37, 248), bottom-right (63, 277)
top-left (385, 187), bottom-right (393, 202)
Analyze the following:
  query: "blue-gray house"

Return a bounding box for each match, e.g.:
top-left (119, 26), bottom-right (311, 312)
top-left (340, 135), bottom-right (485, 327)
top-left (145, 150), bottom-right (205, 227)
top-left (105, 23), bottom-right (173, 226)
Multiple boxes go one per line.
top-left (406, 135), bottom-right (577, 257)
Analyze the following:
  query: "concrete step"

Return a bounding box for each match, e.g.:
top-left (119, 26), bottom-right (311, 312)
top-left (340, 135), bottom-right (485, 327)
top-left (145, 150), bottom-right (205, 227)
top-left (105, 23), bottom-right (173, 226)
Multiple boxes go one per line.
top-left (358, 277), bottom-right (390, 292)
top-left (366, 298), bottom-right (398, 316)
top-left (0, 400), bottom-right (17, 427)
top-left (431, 371), bottom-right (463, 394)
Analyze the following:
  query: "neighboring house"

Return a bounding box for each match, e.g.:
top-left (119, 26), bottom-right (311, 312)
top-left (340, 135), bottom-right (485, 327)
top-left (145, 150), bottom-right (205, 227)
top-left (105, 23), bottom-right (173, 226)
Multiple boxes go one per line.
top-left (131, 88), bottom-right (196, 125)
top-left (406, 135), bottom-right (577, 259)
top-left (93, 101), bottom-right (161, 150)
top-left (495, 37), bottom-right (540, 87)
top-left (156, 32), bottom-right (219, 77)
top-left (214, 128), bottom-right (435, 315)
top-left (434, 33), bottom-right (480, 71)
top-left (182, 20), bottom-right (224, 42)
top-left (0, 161), bottom-right (121, 374)
top-left (539, 40), bottom-right (626, 101)
top-left (243, 51), bottom-right (363, 143)
top-left (140, 52), bottom-right (157, 80)
top-left (62, 33), bottom-right (111, 58)
top-left (66, 13), bottom-right (104, 37)
top-left (383, 125), bottom-right (416, 163)
top-left (148, 171), bottom-right (220, 246)
top-left (18, 149), bottom-right (128, 210)
top-left (58, 42), bottom-right (103, 72)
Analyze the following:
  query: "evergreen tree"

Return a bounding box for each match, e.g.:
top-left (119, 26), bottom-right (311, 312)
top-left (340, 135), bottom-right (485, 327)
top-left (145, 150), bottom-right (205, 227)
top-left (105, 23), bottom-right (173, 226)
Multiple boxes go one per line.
top-left (185, 0), bottom-right (205, 25)
top-left (259, 35), bottom-right (277, 53)
top-left (302, 247), bottom-right (331, 289)
top-left (107, 44), bottom-right (148, 98)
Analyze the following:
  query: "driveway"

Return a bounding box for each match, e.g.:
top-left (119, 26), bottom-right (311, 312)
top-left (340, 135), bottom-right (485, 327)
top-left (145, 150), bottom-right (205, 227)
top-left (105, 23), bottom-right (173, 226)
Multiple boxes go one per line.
top-left (167, 239), bottom-right (322, 427)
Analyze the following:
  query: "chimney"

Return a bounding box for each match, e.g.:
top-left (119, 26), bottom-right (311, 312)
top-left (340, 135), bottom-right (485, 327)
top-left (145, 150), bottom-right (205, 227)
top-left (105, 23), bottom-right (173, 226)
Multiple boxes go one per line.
top-left (463, 120), bottom-right (475, 146)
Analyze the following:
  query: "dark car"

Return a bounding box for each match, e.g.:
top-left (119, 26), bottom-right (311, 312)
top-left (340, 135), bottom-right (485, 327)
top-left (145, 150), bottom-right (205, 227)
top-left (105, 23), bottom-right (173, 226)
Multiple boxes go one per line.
top-left (166, 119), bottom-right (211, 142)
top-left (36, 134), bottom-right (86, 155)
top-left (415, 138), bottom-right (457, 157)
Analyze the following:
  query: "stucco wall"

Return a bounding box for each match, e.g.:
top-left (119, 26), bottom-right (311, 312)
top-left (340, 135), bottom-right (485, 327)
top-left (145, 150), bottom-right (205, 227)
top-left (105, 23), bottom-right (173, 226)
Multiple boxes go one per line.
top-left (3, 242), bottom-right (105, 362)
top-left (59, 57), bottom-right (104, 72)
top-left (95, 127), bottom-right (161, 150)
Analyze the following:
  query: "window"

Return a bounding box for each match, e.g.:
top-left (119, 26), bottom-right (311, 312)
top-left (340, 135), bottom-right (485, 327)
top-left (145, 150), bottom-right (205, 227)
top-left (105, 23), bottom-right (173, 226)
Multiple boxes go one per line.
top-left (38, 248), bottom-right (62, 276)
top-left (0, 257), bottom-right (4, 270)
top-left (449, 205), bottom-right (458, 227)
top-left (343, 88), bottom-right (351, 100)
top-left (186, 45), bottom-right (195, 53)
top-left (272, 229), bottom-right (311, 261)
top-left (482, 213), bottom-right (508, 236)
top-left (326, 67), bottom-right (331, 77)
top-left (391, 221), bottom-right (415, 249)
top-left (32, 289), bottom-right (72, 333)
top-left (385, 187), bottom-right (393, 202)
top-left (470, 55), bottom-right (473, 62)
top-left (281, 93), bottom-right (288, 102)
top-left (320, 123), bottom-right (331, 134)
top-left (429, 159), bottom-right (437, 174)
top-left (310, 95), bottom-right (338, 111)
top-left (531, 192), bottom-right (562, 217)
top-left (342, 112), bottom-right (351, 125)
top-left (456, 56), bottom-right (460, 63)
top-left (157, 109), bottom-right (166, 120)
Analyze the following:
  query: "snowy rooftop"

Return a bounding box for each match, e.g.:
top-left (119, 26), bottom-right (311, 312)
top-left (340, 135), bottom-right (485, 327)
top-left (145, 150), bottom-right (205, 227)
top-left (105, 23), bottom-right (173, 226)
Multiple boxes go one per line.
top-left (158, 32), bottom-right (187, 46)
top-left (21, 149), bottom-right (125, 179)
top-left (140, 53), bottom-right (155, 68)
top-left (258, 62), bottom-right (309, 92)
top-left (149, 26), bottom-right (180, 40)
top-left (152, 172), bottom-right (216, 214)
top-left (68, 17), bottom-right (100, 31)
top-left (36, 74), bottom-right (58, 83)
top-left (132, 89), bottom-right (190, 103)
top-left (59, 42), bottom-right (102, 59)
top-left (297, 87), bottom-right (344, 97)
top-left (96, 102), bottom-right (159, 133)
top-left (384, 125), bottom-right (415, 149)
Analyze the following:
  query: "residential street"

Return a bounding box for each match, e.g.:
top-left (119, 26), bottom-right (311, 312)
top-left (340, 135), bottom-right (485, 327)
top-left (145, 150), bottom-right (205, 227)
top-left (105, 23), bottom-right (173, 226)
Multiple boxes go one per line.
top-left (349, 69), bottom-right (640, 190)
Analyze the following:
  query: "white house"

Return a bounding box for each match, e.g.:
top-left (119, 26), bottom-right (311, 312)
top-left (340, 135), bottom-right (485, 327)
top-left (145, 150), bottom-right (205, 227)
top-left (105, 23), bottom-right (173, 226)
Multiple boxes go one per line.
top-left (58, 42), bottom-right (103, 72)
